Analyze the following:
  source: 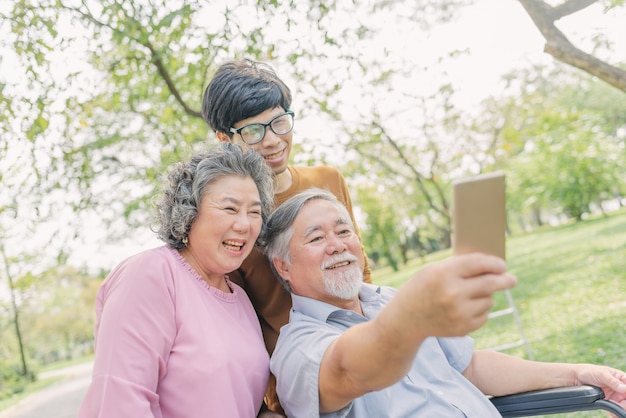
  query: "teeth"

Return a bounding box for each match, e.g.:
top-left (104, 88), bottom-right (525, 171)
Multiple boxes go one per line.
top-left (224, 240), bottom-right (244, 251)
top-left (224, 240), bottom-right (243, 246)
top-left (265, 150), bottom-right (282, 160)
top-left (328, 261), bottom-right (350, 269)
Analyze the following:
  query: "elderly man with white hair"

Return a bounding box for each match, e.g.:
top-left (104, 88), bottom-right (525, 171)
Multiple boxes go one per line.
top-left (262, 187), bottom-right (626, 418)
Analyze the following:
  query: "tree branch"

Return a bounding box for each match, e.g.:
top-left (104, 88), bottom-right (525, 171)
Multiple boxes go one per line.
top-left (144, 40), bottom-right (202, 118)
top-left (518, 0), bottom-right (626, 93)
top-left (61, 3), bottom-right (203, 118)
top-left (372, 121), bottom-right (449, 220)
top-left (550, 0), bottom-right (596, 20)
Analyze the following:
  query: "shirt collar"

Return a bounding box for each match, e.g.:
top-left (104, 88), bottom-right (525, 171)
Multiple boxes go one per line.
top-left (290, 283), bottom-right (383, 323)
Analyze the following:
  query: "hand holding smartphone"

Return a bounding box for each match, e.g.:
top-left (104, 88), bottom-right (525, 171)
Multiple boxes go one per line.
top-left (452, 171), bottom-right (506, 260)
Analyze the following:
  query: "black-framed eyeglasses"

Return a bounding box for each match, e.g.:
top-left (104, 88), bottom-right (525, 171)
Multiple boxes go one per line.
top-left (230, 111), bottom-right (295, 145)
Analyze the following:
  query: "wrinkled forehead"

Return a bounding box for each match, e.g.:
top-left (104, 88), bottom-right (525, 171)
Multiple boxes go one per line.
top-left (294, 200), bottom-right (351, 234)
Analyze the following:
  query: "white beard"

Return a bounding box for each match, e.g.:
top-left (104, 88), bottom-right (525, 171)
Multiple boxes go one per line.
top-left (323, 265), bottom-right (363, 300)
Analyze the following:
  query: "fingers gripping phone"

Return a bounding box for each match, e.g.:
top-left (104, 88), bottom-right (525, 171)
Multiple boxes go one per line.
top-left (452, 171), bottom-right (506, 260)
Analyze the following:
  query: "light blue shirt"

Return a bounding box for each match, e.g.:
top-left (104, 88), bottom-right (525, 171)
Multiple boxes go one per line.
top-left (270, 283), bottom-right (502, 417)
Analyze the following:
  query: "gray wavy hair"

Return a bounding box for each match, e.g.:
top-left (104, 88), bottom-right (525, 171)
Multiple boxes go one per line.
top-left (155, 142), bottom-right (275, 249)
top-left (262, 188), bottom-right (354, 292)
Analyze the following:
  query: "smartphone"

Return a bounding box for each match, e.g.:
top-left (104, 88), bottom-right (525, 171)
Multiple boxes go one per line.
top-left (452, 171), bottom-right (506, 259)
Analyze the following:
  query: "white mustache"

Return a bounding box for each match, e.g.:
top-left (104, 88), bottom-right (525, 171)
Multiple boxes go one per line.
top-left (322, 253), bottom-right (358, 270)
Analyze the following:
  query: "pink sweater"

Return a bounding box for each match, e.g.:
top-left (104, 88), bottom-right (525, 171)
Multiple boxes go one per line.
top-left (79, 246), bottom-right (269, 417)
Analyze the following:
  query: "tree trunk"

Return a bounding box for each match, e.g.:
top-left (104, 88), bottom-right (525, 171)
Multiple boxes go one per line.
top-left (1, 245), bottom-right (30, 380)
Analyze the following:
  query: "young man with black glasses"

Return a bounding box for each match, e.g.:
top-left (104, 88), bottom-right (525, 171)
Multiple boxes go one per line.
top-left (201, 59), bottom-right (371, 414)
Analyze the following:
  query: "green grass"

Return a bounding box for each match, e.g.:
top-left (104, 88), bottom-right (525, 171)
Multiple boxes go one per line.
top-left (0, 355), bottom-right (94, 413)
top-left (37, 354), bottom-right (94, 374)
top-left (0, 376), bottom-right (66, 413)
top-left (372, 207), bottom-right (626, 417)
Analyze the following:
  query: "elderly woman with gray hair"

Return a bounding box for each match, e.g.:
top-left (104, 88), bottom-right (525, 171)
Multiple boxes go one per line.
top-left (80, 142), bottom-right (282, 418)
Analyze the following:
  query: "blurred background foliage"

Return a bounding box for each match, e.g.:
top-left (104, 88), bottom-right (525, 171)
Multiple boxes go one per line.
top-left (1, 0), bottom-right (625, 400)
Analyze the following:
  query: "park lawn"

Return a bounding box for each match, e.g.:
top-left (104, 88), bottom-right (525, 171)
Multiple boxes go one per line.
top-left (0, 376), bottom-right (65, 413)
top-left (0, 355), bottom-right (94, 413)
top-left (372, 207), bottom-right (626, 417)
top-left (0, 355), bottom-right (93, 416)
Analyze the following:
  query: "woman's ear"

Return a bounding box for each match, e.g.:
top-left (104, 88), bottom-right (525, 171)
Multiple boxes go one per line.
top-left (216, 131), bottom-right (232, 143)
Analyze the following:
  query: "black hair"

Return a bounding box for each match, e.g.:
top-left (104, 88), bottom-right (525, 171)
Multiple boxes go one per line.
top-left (202, 59), bottom-right (292, 135)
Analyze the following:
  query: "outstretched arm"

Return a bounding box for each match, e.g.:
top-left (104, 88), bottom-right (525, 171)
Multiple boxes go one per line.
top-left (318, 253), bottom-right (517, 413)
top-left (464, 349), bottom-right (626, 408)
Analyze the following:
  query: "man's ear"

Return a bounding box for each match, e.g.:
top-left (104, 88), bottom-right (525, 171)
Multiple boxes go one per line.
top-left (273, 258), bottom-right (292, 282)
top-left (216, 131), bottom-right (232, 143)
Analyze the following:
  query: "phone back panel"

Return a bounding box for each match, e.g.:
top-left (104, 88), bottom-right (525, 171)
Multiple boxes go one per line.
top-left (452, 171), bottom-right (506, 259)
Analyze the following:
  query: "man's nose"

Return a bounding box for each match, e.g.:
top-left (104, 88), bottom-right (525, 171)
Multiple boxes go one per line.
top-left (326, 234), bottom-right (347, 254)
top-left (260, 129), bottom-right (281, 147)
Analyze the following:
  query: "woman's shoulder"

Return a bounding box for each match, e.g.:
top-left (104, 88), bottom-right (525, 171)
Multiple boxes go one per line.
top-left (110, 245), bottom-right (173, 270)
top-left (102, 245), bottom-right (180, 287)
top-left (96, 246), bottom-right (182, 307)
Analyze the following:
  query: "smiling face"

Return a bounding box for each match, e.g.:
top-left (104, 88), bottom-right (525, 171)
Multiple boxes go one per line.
top-left (182, 175), bottom-right (263, 285)
top-left (220, 107), bottom-right (293, 177)
top-left (274, 199), bottom-right (364, 305)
